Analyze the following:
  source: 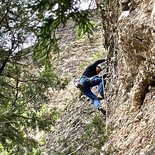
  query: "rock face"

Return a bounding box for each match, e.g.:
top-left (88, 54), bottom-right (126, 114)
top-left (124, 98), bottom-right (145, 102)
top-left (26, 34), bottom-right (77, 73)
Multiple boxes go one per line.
top-left (104, 0), bottom-right (155, 154)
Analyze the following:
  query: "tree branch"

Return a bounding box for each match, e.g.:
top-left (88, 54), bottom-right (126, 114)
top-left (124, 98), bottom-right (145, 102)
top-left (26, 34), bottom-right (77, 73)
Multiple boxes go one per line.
top-left (12, 61), bottom-right (19, 107)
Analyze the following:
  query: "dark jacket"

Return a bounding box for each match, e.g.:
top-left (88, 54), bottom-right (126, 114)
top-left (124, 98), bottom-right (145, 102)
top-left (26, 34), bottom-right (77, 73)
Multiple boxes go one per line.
top-left (82, 59), bottom-right (105, 77)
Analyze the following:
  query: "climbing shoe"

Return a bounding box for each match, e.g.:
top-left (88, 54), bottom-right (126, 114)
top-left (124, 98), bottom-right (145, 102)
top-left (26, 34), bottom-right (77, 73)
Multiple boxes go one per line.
top-left (98, 107), bottom-right (106, 115)
top-left (97, 94), bottom-right (104, 100)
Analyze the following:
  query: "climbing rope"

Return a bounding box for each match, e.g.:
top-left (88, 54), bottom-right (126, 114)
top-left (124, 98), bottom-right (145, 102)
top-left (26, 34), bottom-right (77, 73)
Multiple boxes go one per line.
top-left (102, 75), bottom-right (108, 135)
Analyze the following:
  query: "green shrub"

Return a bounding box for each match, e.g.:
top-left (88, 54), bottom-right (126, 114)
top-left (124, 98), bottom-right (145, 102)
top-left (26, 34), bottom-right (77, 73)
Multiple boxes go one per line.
top-left (82, 114), bottom-right (109, 152)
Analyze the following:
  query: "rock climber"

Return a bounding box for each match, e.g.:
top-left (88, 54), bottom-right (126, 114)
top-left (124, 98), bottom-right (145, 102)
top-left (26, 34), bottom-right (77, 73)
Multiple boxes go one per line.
top-left (75, 58), bottom-right (107, 115)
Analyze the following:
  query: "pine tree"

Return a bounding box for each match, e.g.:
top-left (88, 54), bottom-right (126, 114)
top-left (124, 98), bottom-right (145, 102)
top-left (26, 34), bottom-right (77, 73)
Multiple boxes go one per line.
top-left (0, 0), bottom-right (95, 154)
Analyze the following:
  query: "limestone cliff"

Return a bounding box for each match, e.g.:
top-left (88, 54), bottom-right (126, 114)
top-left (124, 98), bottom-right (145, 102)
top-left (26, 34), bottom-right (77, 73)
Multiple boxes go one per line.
top-left (103, 0), bottom-right (155, 154)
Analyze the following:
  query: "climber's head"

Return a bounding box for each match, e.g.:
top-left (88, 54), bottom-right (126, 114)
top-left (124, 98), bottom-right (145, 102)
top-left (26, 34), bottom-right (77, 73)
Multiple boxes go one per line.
top-left (96, 64), bottom-right (102, 74)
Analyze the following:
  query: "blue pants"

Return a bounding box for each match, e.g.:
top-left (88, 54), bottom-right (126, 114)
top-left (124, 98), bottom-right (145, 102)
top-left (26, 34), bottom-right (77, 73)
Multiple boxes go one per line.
top-left (80, 76), bottom-right (105, 109)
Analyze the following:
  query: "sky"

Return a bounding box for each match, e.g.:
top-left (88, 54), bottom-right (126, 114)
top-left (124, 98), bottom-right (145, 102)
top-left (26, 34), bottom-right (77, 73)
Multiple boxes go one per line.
top-left (79, 0), bottom-right (96, 10)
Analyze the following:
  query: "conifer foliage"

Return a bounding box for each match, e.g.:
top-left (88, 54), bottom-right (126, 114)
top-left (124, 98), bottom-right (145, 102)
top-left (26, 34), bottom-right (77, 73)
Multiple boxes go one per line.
top-left (0, 0), bottom-right (94, 154)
